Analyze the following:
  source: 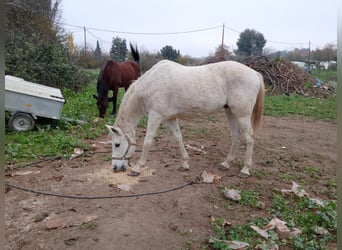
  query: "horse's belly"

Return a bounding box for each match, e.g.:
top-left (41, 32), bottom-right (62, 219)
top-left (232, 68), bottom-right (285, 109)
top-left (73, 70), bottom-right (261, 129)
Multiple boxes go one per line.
top-left (158, 96), bottom-right (225, 120)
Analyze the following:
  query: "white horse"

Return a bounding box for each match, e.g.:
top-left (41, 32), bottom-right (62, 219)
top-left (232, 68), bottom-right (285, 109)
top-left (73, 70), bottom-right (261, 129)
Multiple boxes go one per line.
top-left (106, 60), bottom-right (264, 177)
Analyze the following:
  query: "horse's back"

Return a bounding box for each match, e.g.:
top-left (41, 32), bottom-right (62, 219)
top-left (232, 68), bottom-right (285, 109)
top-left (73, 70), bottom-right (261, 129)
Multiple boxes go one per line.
top-left (134, 60), bottom-right (262, 118)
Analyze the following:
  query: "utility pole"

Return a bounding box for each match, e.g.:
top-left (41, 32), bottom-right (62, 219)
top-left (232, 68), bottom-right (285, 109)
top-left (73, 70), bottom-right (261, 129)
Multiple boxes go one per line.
top-left (84, 26), bottom-right (87, 67)
top-left (308, 40), bottom-right (311, 71)
top-left (221, 23), bottom-right (225, 49)
top-left (219, 23), bottom-right (225, 61)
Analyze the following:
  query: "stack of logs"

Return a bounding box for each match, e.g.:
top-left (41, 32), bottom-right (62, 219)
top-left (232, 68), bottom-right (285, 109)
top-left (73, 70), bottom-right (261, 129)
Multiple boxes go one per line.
top-left (245, 56), bottom-right (334, 98)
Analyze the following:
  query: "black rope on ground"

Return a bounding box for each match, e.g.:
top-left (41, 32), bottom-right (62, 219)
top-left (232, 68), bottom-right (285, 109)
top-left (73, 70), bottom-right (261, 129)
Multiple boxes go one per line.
top-left (5, 179), bottom-right (196, 200)
top-left (6, 156), bottom-right (62, 170)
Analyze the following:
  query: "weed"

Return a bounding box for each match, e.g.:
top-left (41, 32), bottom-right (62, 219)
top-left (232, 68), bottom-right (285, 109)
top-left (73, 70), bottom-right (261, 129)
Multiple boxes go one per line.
top-left (80, 222), bottom-right (97, 230)
top-left (207, 114), bottom-right (217, 122)
top-left (303, 81), bottom-right (313, 89)
top-left (277, 173), bottom-right (295, 181)
top-left (179, 229), bottom-right (189, 236)
top-left (240, 190), bottom-right (261, 208)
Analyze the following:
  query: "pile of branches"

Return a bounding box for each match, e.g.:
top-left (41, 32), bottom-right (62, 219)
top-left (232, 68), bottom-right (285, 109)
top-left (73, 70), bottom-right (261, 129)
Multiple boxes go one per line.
top-left (245, 56), bottom-right (334, 98)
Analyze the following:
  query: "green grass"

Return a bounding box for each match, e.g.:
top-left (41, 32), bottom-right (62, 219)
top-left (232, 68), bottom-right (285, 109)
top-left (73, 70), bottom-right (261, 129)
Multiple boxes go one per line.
top-left (311, 69), bottom-right (337, 83)
top-left (5, 69), bottom-right (115, 164)
top-left (264, 94), bottom-right (336, 121)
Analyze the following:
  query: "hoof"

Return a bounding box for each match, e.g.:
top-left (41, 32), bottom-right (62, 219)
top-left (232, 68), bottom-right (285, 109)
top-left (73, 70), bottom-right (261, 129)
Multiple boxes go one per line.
top-left (218, 164), bottom-right (229, 171)
top-left (177, 165), bottom-right (189, 172)
top-left (238, 172), bottom-right (250, 178)
top-left (127, 170), bottom-right (140, 177)
top-left (238, 168), bottom-right (251, 178)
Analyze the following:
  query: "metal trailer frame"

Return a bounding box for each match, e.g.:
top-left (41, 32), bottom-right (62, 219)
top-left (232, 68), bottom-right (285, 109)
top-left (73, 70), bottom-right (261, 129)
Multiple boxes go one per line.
top-left (5, 75), bottom-right (66, 131)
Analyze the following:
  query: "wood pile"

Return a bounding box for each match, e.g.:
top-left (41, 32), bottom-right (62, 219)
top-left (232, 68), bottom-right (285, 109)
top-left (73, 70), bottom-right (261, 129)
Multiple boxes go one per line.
top-left (245, 56), bottom-right (334, 98)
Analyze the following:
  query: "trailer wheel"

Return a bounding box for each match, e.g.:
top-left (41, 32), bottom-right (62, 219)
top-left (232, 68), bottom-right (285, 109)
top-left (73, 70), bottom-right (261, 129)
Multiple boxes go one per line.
top-left (8, 112), bottom-right (35, 131)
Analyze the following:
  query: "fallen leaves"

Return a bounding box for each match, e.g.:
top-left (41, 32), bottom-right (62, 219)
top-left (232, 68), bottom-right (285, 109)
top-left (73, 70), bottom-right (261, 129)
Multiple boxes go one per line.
top-left (185, 144), bottom-right (207, 154)
top-left (201, 170), bottom-right (221, 183)
top-left (70, 148), bottom-right (84, 160)
top-left (117, 184), bottom-right (133, 192)
top-left (281, 181), bottom-right (308, 197)
top-left (209, 237), bottom-right (249, 250)
top-left (223, 188), bottom-right (241, 201)
top-left (250, 216), bottom-right (300, 240)
top-left (281, 181), bottom-right (326, 206)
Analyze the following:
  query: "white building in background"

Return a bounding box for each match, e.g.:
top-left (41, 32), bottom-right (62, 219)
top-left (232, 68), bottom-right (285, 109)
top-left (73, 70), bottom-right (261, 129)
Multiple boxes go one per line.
top-left (319, 61), bottom-right (337, 70)
top-left (291, 61), bottom-right (306, 69)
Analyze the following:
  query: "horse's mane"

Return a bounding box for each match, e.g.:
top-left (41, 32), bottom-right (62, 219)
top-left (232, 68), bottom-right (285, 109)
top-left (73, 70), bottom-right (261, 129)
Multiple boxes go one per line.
top-left (104, 60), bottom-right (115, 67)
top-left (97, 70), bottom-right (108, 97)
top-left (129, 43), bottom-right (140, 65)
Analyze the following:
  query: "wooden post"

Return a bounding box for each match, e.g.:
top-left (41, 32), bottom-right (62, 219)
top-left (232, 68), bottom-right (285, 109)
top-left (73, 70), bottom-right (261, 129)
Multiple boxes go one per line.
top-left (221, 23), bottom-right (225, 49)
top-left (84, 26), bottom-right (87, 67)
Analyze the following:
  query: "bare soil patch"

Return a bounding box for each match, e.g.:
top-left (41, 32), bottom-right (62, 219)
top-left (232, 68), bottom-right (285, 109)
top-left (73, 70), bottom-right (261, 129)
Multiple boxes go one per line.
top-left (5, 113), bottom-right (336, 250)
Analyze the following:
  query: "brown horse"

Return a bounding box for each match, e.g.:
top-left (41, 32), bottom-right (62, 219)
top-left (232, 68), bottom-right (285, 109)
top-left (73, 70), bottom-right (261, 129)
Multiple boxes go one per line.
top-left (93, 43), bottom-right (140, 118)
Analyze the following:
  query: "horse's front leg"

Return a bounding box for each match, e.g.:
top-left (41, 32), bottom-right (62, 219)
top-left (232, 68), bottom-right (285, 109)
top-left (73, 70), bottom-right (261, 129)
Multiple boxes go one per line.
top-left (165, 119), bottom-right (190, 171)
top-left (111, 89), bottom-right (118, 115)
top-left (129, 112), bottom-right (162, 176)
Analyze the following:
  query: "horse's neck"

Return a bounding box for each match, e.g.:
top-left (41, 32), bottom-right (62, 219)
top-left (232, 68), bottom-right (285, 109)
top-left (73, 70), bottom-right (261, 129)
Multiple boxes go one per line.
top-left (114, 87), bottom-right (144, 142)
top-left (97, 77), bottom-right (109, 97)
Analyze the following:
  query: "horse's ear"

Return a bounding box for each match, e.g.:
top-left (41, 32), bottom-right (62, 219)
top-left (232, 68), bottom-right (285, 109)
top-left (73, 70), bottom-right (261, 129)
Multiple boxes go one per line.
top-left (105, 125), bottom-right (121, 135)
top-left (93, 94), bottom-right (98, 100)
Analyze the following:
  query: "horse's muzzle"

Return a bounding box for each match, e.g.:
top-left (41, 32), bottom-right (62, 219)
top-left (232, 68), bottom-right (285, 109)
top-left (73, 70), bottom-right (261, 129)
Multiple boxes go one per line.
top-left (113, 164), bottom-right (128, 172)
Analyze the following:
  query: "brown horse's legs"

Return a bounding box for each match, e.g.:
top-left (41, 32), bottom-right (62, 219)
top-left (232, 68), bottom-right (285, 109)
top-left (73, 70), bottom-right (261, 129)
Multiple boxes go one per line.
top-left (111, 89), bottom-right (119, 115)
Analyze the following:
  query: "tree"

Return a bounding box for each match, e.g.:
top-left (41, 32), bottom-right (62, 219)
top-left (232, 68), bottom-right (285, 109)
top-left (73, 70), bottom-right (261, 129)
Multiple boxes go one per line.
top-left (160, 45), bottom-right (180, 61)
top-left (5, 0), bottom-right (89, 89)
top-left (110, 36), bottom-right (127, 62)
top-left (206, 44), bottom-right (231, 63)
top-left (312, 43), bottom-right (337, 62)
top-left (236, 29), bottom-right (266, 56)
top-left (285, 48), bottom-right (309, 62)
top-left (94, 40), bottom-right (102, 67)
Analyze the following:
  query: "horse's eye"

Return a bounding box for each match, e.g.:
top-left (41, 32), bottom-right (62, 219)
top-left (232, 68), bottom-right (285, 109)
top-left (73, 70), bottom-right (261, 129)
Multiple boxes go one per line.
top-left (115, 143), bottom-right (120, 148)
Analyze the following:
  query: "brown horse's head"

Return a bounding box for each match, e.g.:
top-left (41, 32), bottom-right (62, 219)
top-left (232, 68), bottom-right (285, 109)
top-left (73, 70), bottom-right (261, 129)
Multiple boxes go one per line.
top-left (93, 94), bottom-right (109, 118)
top-left (93, 73), bottom-right (110, 118)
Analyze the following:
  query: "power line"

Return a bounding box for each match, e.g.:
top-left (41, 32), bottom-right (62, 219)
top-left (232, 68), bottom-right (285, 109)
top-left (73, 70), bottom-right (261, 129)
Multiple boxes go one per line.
top-left (62, 23), bottom-right (222, 35)
top-left (266, 40), bottom-right (308, 46)
top-left (62, 22), bottom-right (333, 53)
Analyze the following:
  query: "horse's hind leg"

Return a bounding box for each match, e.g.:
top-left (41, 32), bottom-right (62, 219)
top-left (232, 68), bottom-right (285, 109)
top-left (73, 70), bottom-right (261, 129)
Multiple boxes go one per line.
top-left (165, 119), bottom-right (190, 171)
top-left (220, 109), bottom-right (240, 170)
top-left (237, 116), bottom-right (254, 178)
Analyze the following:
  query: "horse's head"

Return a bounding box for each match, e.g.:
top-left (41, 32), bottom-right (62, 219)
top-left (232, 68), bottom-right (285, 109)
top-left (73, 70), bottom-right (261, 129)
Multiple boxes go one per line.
top-left (106, 125), bottom-right (136, 172)
top-left (94, 75), bottom-right (110, 118)
top-left (93, 94), bottom-right (108, 118)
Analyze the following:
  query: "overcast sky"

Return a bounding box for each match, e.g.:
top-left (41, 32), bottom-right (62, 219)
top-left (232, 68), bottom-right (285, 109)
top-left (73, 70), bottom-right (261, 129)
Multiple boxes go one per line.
top-left (61, 0), bottom-right (338, 58)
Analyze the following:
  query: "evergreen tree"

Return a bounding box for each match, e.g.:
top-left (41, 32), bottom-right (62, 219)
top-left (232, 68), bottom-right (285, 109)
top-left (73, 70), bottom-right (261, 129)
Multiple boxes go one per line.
top-left (94, 40), bottom-right (102, 67)
top-left (160, 45), bottom-right (180, 62)
top-left (110, 36), bottom-right (127, 62)
top-left (236, 29), bottom-right (266, 56)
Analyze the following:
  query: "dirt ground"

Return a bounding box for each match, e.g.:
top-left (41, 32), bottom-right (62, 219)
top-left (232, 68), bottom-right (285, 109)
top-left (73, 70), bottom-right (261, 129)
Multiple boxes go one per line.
top-left (5, 113), bottom-right (337, 250)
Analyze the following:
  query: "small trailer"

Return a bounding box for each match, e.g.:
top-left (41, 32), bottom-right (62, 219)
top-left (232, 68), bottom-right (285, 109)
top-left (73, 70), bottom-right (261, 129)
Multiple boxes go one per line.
top-left (5, 75), bottom-right (66, 131)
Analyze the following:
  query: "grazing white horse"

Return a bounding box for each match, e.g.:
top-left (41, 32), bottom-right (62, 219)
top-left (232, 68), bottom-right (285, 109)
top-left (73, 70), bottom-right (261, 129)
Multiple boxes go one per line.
top-left (106, 60), bottom-right (264, 177)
